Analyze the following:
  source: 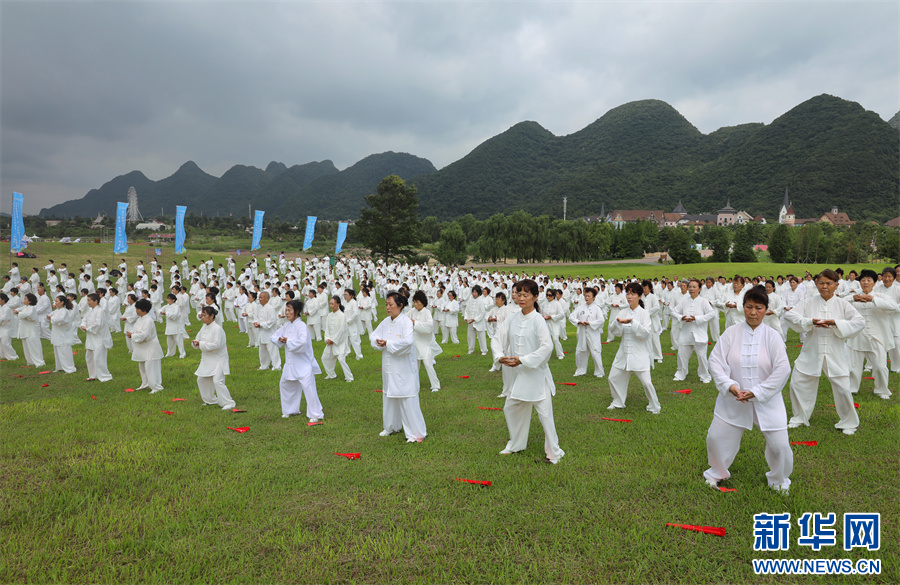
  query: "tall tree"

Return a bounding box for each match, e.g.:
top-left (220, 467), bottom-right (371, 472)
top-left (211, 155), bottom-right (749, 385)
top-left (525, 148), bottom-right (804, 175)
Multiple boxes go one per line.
top-left (356, 175), bottom-right (421, 261)
top-left (731, 224), bottom-right (757, 262)
top-left (435, 222), bottom-right (468, 266)
top-left (768, 224), bottom-right (794, 263)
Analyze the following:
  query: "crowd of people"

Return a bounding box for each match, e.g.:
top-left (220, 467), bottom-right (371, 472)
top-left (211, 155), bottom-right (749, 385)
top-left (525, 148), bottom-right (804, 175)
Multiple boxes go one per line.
top-left (4, 253), bottom-right (898, 489)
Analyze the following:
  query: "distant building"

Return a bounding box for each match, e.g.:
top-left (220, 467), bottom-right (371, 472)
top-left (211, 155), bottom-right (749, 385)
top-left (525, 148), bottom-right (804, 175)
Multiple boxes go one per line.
top-left (753, 215), bottom-right (767, 224)
top-left (609, 210), bottom-right (665, 229)
top-left (672, 200), bottom-right (688, 216)
top-left (820, 207), bottom-right (854, 226)
top-left (734, 210), bottom-right (754, 225)
top-left (45, 220), bottom-right (61, 227)
top-left (663, 213), bottom-right (683, 227)
top-left (717, 199), bottom-right (738, 226)
top-left (886, 216), bottom-right (900, 228)
top-left (148, 233), bottom-right (175, 243)
top-left (778, 188), bottom-right (792, 224)
top-left (135, 220), bottom-right (168, 230)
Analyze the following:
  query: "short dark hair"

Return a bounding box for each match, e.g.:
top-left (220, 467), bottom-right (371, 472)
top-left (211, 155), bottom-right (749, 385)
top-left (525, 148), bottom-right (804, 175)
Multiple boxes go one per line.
top-left (135, 299), bottom-right (152, 313)
top-left (412, 290), bottom-right (428, 307)
top-left (386, 290), bottom-right (409, 308)
top-left (859, 269), bottom-right (878, 282)
top-left (743, 285), bottom-right (769, 308)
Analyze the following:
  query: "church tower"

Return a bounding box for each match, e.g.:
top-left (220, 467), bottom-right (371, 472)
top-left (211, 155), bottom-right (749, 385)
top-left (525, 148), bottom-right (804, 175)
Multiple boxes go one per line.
top-left (778, 187), bottom-right (790, 224)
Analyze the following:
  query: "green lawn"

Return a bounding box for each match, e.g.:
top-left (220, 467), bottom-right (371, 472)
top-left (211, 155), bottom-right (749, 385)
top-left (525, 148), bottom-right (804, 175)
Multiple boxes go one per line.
top-left (1, 241), bottom-right (897, 583)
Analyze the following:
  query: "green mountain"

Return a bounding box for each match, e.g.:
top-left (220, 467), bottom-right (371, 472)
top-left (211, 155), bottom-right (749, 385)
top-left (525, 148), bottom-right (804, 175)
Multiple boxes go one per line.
top-left (414, 95), bottom-right (898, 223)
top-left (39, 95), bottom-right (898, 223)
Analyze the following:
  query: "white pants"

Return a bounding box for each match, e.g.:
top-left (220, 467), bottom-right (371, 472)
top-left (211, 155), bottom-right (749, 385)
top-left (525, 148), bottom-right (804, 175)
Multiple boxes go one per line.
top-left (419, 358), bottom-right (440, 391)
top-left (259, 341), bottom-right (281, 369)
top-left (889, 337), bottom-right (900, 373)
top-left (502, 395), bottom-right (564, 462)
top-left (40, 320), bottom-right (52, 339)
top-left (675, 342), bottom-right (710, 382)
top-left (670, 320), bottom-right (682, 349)
top-left (322, 347), bottom-right (353, 381)
top-left (237, 315), bottom-right (247, 333)
top-left (53, 344), bottom-right (76, 373)
top-left (383, 394), bottom-right (427, 441)
top-left (22, 336), bottom-right (45, 367)
top-left (138, 359), bottom-right (163, 391)
top-left (550, 328), bottom-right (564, 359)
top-left (608, 366), bottom-right (659, 413)
top-left (574, 337), bottom-right (604, 377)
top-left (442, 324), bottom-right (459, 344)
top-left (362, 319), bottom-right (374, 336)
top-left (1, 334), bottom-right (19, 360)
top-left (704, 415), bottom-right (792, 491)
top-left (224, 304), bottom-right (236, 322)
top-left (789, 363), bottom-right (859, 431)
top-left (197, 371), bottom-right (235, 408)
top-left (649, 329), bottom-right (663, 362)
top-left (165, 334), bottom-right (186, 358)
top-left (849, 347), bottom-right (890, 398)
top-left (307, 322), bottom-right (321, 342)
top-left (85, 347), bottom-right (112, 381)
top-left (280, 374), bottom-right (324, 419)
top-left (708, 313), bottom-right (721, 343)
top-left (467, 323), bottom-right (487, 353)
top-left (348, 330), bottom-right (363, 359)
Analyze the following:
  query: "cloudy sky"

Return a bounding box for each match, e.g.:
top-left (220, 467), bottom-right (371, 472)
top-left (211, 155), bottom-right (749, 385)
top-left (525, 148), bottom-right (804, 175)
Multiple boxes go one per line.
top-left (2, 0), bottom-right (897, 214)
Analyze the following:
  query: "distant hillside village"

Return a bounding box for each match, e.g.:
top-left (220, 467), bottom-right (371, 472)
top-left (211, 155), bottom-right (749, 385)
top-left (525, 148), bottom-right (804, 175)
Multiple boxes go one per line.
top-left (584, 189), bottom-right (896, 230)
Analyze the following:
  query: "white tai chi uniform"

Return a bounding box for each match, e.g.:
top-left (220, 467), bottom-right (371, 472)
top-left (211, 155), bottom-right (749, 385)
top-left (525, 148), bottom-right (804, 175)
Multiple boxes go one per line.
top-left (410, 306), bottom-right (442, 391)
top-left (705, 322), bottom-right (793, 492)
top-left (0, 303), bottom-right (19, 360)
top-left (49, 307), bottom-right (77, 373)
top-left (874, 280), bottom-right (900, 372)
top-left (193, 321), bottom-right (236, 409)
top-left (343, 298), bottom-right (364, 360)
top-left (464, 295), bottom-right (488, 354)
top-left (783, 294), bottom-right (865, 433)
top-left (255, 302), bottom-right (281, 370)
top-left (372, 313), bottom-right (427, 442)
top-left (569, 301), bottom-right (605, 377)
top-left (670, 294), bottom-right (716, 384)
top-left (607, 305), bottom-right (659, 413)
top-left (322, 309), bottom-right (353, 381)
top-left (271, 319), bottom-right (324, 420)
top-left (848, 292), bottom-right (898, 399)
top-left (441, 299), bottom-right (460, 344)
top-left (16, 305), bottom-right (45, 367)
top-left (82, 305), bottom-right (113, 381)
top-left (161, 302), bottom-right (187, 358)
top-left (491, 309), bottom-right (564, 463)
top-left (122, 303), bottom-right (138, 352)
top-left (131, 313), bottom-right (164, 392)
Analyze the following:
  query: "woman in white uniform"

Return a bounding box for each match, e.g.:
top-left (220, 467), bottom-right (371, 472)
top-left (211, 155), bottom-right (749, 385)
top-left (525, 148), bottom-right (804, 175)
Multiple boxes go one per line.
top-left (568, 287), bottom-right (605, 378)
top-left (358, 286), bottom-right (376, 336)
top-left (605, 283), bottom-right (627, 342)
top-left (486, 292), bottom-right (510, 372)
top-left (442, 291), bottom-right (460, 344)
top-left (372, 291), bottom-right (427, 443)
top-left (322, 296), bottom-right (354, 382)
top-left (81, 293), bottom-right (113, 382)
top-left (410, 290), bottom-right (442, 392)
top-left (705, 286), bottom-right (793, 493)
top-left (343, 288), bottom-right (364, 360)
top-left (128, 299), bottom-right (164, 393)
top-left (492, 279), bottom-right (564, 464)
top-left (670, 279), bottom-right (716, 384)
top-left (721, 277), bottom-right (747, 329)
top-left (0, 293), bottom-right (19, 360)
top-left (16, 293), bottom-right (45, 367)
top-left (607, 282), bottom-right (660, 414)
top-left (192, 306), bottom-right (236, 409)
top-left (49, 295), bottom-right (77, 373)
top-left (783, 269), bottom-right (865, 435)
top-left (848, 269), bottom-right (898, 399)
top-left (272, 299), bottom-right (324, 422)
top-left (161, 294), bottom-right (187, 358)
top-left (641, 281), bottom-right (664, 364)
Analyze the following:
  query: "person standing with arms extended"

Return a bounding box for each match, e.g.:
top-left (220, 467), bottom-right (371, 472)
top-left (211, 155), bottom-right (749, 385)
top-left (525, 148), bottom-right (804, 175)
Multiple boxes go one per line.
top-left (372, 292), bottom-right (427, 443)
top-left (783, 269), bottom-right (865, 435)
top-left (272, 299), bottom-right (324, 422)
top-left (492, 279), bottom-right (564, 464)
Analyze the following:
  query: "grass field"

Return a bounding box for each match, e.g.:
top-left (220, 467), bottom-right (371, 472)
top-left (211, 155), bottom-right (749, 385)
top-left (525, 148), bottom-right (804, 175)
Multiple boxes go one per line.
top-left (2, 241), bottom-right (898, 583)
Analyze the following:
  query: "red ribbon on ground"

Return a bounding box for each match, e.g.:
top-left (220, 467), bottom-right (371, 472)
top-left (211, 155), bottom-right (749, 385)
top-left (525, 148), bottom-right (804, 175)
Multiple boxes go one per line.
top-left (124, 388), bottom-right (135, 392)
top-left (307, 421), bottom-right (324, 426)
top-left (601, 417), bottom-right (632, 423)
top-left (372, 389), bottom-right (383, 393)
top-left (662, 352), bottom-right (676, 356)
top-left (557, 382), bottom-right (577, 386)
top-left (455, 478), bottom-right (491, 486)
top-left (161, 411), bottom-right (174, 415)
top-left (334, 452), bottom-right (361, 460)
top-left (172, 398), bottom-right (186, 402)
top-left (231, 409), bottom-right (247, 413)
top-left (41, 383), bottom-right (49, 387)
top-left (790, 441), bottom-right (817, 446)
top-left (666, 523), bottom-right (726, 537)
top-left (478, 407), bottom-right (502, 410)
top-left (72, 350), bottom-right (78, 355)
top-left (863, 376), bottom-right (874, 380)
top-left (673, 389), bottom-right (691, 394)
top-left (39, 370), bottom-right (51, 374)
top-left (91, 395), bottom-right (97, 400)
top-left (454, 355), bottom-right (461, 358)
top-left (459, 375), bottom-right (470, 379)
top-left (13, 375), bottom-right (22, 378)
top-left (227, 427), bottom-right (250, 433)
top-left (718, 487), bottom-right (736, 492)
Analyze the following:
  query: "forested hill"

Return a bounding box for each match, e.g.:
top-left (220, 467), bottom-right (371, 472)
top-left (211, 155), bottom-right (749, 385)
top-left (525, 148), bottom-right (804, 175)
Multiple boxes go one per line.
top-left (40, 95), bottom-right (898, 223)
top-left (39, 153), bottom-right (436, 220)
top-left (414, 95), bottom-right (899, 223)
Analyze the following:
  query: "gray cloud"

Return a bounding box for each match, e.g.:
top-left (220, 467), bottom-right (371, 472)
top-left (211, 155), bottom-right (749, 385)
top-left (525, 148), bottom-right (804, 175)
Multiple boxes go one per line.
top-left (2, 0), bottom-right (897, 214)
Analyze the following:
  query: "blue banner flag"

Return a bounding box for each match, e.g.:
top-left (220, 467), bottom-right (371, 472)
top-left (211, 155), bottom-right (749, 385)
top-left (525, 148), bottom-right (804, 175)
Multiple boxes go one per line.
top-left (114, 201), bottom-right (129, 254)
top-left (175, 205), bottom-right (187, 254)
top-left (303, 216), bottom-right (317, 251)
top-left (251, 210), bottom-right (265, 251)
top-left (10, 192), bottom-right (26, 252)
top-left (335, 222), bottom-right (348, 254)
